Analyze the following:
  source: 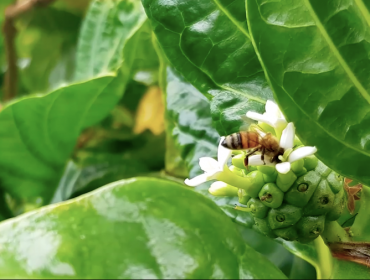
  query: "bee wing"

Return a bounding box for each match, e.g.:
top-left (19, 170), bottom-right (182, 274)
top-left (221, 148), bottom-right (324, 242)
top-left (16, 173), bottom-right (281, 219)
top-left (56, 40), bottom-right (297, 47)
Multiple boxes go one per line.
top-left (239, 115), bottom-right (252, 132)
top-left (248, 124), bottom-right (267, 138)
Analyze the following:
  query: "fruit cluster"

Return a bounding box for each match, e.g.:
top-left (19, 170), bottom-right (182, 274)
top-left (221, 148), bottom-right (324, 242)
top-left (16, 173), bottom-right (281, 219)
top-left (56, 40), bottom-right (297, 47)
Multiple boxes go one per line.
top-left (217, 154), bottom-right (345, 243)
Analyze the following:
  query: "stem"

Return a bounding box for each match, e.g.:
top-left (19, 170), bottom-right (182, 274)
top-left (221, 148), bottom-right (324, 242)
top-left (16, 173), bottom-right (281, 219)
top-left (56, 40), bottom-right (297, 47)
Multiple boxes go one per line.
top-left (2, 0), bottom-right (56, 101)
top-left (314, 236), bottom-right (333, 279)
top-left (234, 206), bottom-right (252, 212)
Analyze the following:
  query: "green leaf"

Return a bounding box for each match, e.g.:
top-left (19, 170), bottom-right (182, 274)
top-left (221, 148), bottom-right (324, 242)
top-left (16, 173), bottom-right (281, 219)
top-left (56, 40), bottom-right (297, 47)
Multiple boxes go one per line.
top-left (278, 237), bottom-right (332, 279)
top-left (74, 0), bottom-right (146, 81)
top-left (160, 61), bottom-right (254, 228)
top-left (142, 0), bottom-right (273, 135)
top-left (51, 157), bottom-right (149, 203)
top-left (0, 177), bottom-right (286, 279)
top-left (246, 0), bottom-right (370, 185)
top-left (350, 185), bottom-right (370, 241)
top-left (331, 259), bottom-right (370, 279)
top-left (0, 75), bottom-right (116, 207)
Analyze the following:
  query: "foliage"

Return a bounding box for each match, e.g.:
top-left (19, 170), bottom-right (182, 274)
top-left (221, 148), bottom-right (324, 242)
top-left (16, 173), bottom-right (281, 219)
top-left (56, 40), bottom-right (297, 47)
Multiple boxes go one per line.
top-left (0, 0), bottom-right (369, 278)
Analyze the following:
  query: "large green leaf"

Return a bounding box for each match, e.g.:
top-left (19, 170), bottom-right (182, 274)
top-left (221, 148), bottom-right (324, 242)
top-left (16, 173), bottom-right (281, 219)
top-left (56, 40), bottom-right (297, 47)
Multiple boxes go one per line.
top-left (278, 238), bottom-right (331, 279)
top-left (246, 0), bottom-right (370, 185)
top-left (160, 62), bottom-right (254, 228)
top-left (142, 0), bottom-right (273, 135)
top-left (0, 75), bottom-right (115, 208)
top-left (0, 177), bottom-right (286, 279)
top-left (0, 0), bottom-right (148, 209)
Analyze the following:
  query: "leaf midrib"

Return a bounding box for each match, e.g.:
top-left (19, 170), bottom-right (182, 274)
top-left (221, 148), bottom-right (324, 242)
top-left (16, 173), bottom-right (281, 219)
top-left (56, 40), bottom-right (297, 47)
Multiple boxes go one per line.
top-left (303, 0), bottom-right (370, 105)
top-left (354, 0), bottom-right (370, 27)
top-left (212, 0), bottom-right (250, 39)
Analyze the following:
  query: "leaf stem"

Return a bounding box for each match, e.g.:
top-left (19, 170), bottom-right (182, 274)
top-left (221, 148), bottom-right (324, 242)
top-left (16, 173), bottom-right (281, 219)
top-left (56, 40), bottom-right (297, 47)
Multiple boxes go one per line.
top-left (314, 236), bottom-right (333, 279)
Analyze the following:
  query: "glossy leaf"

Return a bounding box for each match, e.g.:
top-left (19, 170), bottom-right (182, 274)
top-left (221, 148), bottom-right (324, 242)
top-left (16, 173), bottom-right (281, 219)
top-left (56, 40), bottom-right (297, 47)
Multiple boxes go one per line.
top-left (142, 0), bottom-right (273, 135)
top-left (331, 259), bottom-right (370, 279)
top-left (160, 62), bottom-right (254, 228)
top-left (0, 75), bottom-right (115, 207)
top-left (0, 177), bottom-right (286, 279)
top-left (74, 0), bottom-right (146, 81)
top-left (278, 237), bottom-right (332, 279)
top-left (350, 185), bottom-right (370, 241)
top-left (246, 0), bottom-right (370, 185)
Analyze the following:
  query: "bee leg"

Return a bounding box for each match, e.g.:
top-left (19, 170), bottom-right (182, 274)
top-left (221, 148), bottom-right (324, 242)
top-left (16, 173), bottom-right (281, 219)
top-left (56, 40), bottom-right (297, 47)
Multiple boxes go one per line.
top-left (261, 148), bottom-right (266, 165)
top-left (244, 148), bottom-right (258, 169)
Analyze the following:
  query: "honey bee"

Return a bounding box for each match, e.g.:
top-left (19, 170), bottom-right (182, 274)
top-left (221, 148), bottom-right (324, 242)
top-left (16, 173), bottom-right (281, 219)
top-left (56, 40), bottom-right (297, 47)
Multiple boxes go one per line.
top-left (221, 125), bottom-right (284, 167)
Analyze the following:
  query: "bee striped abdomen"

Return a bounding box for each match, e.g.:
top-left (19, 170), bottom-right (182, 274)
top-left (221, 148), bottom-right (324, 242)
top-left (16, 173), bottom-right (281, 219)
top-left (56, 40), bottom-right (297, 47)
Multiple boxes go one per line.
top-left (223, 133), bottom-right (243, 149)
top-left (222, 131), bottom-right (260, 150)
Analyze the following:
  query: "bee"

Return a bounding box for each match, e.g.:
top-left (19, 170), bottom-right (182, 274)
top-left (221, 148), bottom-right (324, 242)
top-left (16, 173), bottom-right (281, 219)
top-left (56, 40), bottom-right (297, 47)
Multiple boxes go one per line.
top-left (221, 125), bottom-right (284, 167)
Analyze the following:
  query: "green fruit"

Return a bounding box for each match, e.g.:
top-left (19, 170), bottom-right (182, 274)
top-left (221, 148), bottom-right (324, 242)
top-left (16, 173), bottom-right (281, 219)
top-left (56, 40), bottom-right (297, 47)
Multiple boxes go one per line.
top-left (254, 217), bottom-right (277, 238)
top-left (267, 204), bottom-right (302, 229)
top-left (243, 171), bottom-right (265, 198)
top-left (232, 154), bottom-right (246, 170)
top-left (284, 171), bottom-right (321, 207)
top-left (304, 180), bottom-right (335, 216)
top-left (259, 183), bottom-right (284, 208)
top-left (291, 159), bottom-right (304, 174)
top-left (303, 155), bottom-right (318, 171)
top-left (276, 170), bottom-right (297, 192)
top-left (326, 188), bottom-right (346, 221)
top-left (238, 189), bottom-right (250, 204)
top-left (229, 165), bottom-right (243, 177)
top-left (209, 153), bottom-right (346, 243)
top-left (315, 161), bottom-right (331, 177)
top-left (274, 226), bottom-right (299, 241)
top-left (296, 216), bottom-right (326, 242)
top-left (247, 198), bottom-right (269, 219)
top-left (326, 171), bottom-right (344, 194)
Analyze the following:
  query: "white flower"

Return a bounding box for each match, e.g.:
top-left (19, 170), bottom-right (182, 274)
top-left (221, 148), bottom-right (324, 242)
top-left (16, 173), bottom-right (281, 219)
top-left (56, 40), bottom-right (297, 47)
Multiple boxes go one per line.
top-left (184, 137), bottom-right (232, 186)
top-left (185, 137), bottom-right (254, 187)
top-left (246, 100), bottom-right (287, 136)
top-left (248, 123), bottom-right (317, 174)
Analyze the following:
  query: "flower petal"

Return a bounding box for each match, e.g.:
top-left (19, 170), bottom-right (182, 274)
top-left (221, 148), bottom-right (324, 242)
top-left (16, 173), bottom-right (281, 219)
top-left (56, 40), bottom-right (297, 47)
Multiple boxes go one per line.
top-left (276, 162), bottom-right (291, 174)
top-left (246, 111), bottom-right (276, 127)
top-left (184, 174), bottom-right (209, 187)
top-left (265, 100), bottom-right (280, 118)
top-left (248, 155), bottom-right (276, 166)
top-left (280, 122), bottom-right (295, 149)
top-left (288, 146), bottom-right (317, 163)
top-left (218, 137), bottom-right (232, 167)
top-left (199, 157), bottom-right (219, 172)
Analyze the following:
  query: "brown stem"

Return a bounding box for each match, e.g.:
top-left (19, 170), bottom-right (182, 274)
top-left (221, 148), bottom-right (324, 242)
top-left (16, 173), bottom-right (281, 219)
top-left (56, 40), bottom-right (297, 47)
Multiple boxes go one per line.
top-left (2, 0), bottom-right (56, 101)
top-left (329, 242), bottom-right (370, 267)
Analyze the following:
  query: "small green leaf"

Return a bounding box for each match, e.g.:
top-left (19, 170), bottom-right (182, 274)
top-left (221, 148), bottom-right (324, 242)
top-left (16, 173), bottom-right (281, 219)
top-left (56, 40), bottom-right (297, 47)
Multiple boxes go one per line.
top-left (246, 0), bottom-right (370, 185)
top-left (0, 177), bottom-right (286, 279)
top-left (142, 0), bottom-right (272, 135)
